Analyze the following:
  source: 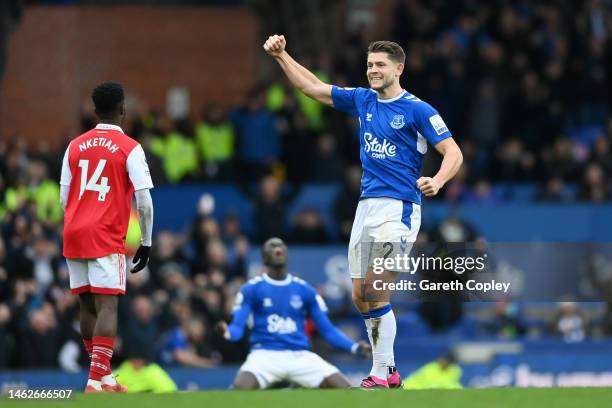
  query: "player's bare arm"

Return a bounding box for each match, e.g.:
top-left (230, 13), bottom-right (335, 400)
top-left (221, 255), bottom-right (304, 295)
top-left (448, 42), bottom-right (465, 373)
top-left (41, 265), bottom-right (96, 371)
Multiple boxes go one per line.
top-left (263, 34), bottom-right (333, 106)
top-left (417, 137), bottom-right (463, 197)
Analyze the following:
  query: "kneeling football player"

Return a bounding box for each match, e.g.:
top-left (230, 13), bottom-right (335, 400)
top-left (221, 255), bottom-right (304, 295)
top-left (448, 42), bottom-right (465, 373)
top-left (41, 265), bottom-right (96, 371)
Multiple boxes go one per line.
top-left (216, 238), bottom-right (370, 389)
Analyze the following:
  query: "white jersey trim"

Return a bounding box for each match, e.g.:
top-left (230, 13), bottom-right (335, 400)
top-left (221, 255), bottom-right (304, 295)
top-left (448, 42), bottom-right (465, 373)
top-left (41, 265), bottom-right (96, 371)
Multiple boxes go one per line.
top-left (262, 273), bottom-right (293, 286)
top-left (377, 90), bottom-right (407, 103)
top-left (59, 144), bottom-right (72, 186)
top-left (126, 145), bottom-right (154, 191)
top-left (95, 123), bottom-right (124, 133)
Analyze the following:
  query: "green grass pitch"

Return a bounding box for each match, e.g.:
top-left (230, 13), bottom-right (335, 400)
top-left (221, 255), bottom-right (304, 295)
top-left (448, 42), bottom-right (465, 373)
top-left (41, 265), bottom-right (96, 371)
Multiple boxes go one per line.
top-left (2, 387), bottom-right (611, 408)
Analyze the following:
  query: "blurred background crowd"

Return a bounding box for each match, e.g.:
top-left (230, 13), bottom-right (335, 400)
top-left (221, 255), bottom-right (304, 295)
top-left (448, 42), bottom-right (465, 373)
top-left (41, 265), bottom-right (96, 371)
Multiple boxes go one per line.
top-left (1, 0), bottom-right (612, 370)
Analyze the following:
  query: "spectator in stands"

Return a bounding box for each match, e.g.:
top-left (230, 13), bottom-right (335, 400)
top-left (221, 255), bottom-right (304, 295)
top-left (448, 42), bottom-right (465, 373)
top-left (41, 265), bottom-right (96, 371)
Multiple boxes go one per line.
top-left (311, 133), bottom-right (344, 182)
top-left (195, 104), bottom-right (236, 180)
top-left (26, 236), bottom-right (60, 296)
top-left (494, 138), bottom-right (535, 181)
top-left (551, 301), bottom-right (588, 343)
top-left (0, 235), bottom-right (9, 302)
top-left (189, 199), bottom-right (247, 279)
top-left (431, 213), bottom-right (478, 244)
top-left (124, 263), bottom-right (155, 299)
top-left (122, 296), bottom-right (159, 364)
top-left (190, 195), bottom-right (219, 247)
top-left (402, 352), bottom-right (463, 390)
top-left (333, 165), bottom-right (361, 241)
top-left (18, 303), bottom-right (61, 367)
top-left (159, 262), bottom-right (191, 303)
top-left (115, 340), bottom-right (178, 393)
top-left (221, 212), bottom-right (242, 244)
top-left (212, 238), bottom-right (246, 278)
top-left (279, 109), bottom-right (316, 185)
top-left (541, 137), bottom-right (580, 181)
top-left (290, 209), bottom-right (329, 243)
top-left (463, 179), bottom-right (501, 204)
top-left (159, 318), bottom-right (220, 368)
top-left (190, 216), bottom-right (222, 274)
top-left (2, 140), bottom-right (30, 211)
top-left (193, 284), bottom-right (226, 326)
top-left (485, 301), bottom-right (525, 339)
top-left (150, 117), bottom-right (198, 183)
top-left (148, 232), bottom-right (188, 289)
top-left (194, 238), bottom-right (246, 281)
top-left (579, 162), bottom-right (609, 202)
top-left (254, 175), bottom-right (287, 242)
top-left (231, 87), bottom-right (281, 182)
top-left (537, 177), bottom-right (571, 202)
top-left (0, 302), bottom-right (13, 367)
top-left (591, 135), bottom-right (612, 176)
top-left (27, 160), bottom-right (62, 224)
top-left (468, 80), bottom-right (500, 152)
top-left (139, 131), bottom-right (168, 186)
top-left (266, 57), bottom-right (330, 132)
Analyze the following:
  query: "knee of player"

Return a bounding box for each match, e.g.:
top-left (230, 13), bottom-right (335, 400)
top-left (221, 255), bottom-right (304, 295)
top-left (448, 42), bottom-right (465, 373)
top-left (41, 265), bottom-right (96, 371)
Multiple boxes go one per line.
top-left (95, 296), bottom-right (118, 311)
top-left (351, 288), bottom-right (365, 304)
top-left (368, 301), bottom-right (391, 311)
top-left (233, 372), bottom-right (260, 390)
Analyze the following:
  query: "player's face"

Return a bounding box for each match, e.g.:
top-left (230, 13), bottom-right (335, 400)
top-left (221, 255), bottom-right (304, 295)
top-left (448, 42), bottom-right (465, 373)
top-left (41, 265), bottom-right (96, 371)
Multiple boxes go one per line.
top-left (264, 241), bottom-right (288, 268)
top-left (366, 52), bottom-right (402, 91)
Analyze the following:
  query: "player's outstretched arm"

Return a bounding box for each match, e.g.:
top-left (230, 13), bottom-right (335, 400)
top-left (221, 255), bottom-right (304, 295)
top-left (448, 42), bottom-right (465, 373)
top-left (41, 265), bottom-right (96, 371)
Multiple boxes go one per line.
top-left (307, 293), bottom-right (364, 354)
top-left (417, 137), bottom-right (463, 197)
top-left (263, 34), bottom-right (333, 106)
top-left (219, 289), bottom-right (252, 341)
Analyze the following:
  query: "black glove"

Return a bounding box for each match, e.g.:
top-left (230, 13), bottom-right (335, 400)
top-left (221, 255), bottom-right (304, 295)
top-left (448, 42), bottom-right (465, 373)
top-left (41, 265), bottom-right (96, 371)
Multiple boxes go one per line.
top-left (130, 245), bottom-right (151, 273)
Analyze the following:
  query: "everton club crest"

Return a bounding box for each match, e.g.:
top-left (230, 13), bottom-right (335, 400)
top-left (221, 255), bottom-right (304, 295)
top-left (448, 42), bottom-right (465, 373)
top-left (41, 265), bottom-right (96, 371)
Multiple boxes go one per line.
top-left (390, 115), bottom-right (405, 129)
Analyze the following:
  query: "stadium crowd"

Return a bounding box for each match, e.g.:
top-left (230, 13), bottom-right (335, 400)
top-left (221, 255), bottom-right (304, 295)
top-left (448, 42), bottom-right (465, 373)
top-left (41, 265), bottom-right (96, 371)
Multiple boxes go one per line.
top-left (1, 0), bottom-right (612, 369)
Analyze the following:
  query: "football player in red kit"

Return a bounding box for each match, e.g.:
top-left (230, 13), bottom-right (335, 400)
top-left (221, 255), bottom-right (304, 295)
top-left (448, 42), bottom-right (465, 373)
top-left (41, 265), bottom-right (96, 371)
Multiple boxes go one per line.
top-left (60, 81), bottom-right (154, 393)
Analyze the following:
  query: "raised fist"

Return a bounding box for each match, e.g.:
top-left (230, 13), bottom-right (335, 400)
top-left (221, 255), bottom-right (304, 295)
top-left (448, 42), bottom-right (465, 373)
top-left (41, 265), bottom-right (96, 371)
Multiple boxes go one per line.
top-left (263, 34), bottom-right (286, 57)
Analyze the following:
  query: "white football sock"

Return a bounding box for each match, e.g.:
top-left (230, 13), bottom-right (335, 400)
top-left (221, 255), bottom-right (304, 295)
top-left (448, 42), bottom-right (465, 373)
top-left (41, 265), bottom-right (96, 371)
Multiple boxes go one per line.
top-left (363, 314), bottom-right (373, 344)
top-left (86, 379), bottom-right (102, 390)
top-left (369, 306), bottom-right (396, 379)
top-left (363, 314), bottom-right (375, 374)
top-left (101, 374), bottom-right (117, 386)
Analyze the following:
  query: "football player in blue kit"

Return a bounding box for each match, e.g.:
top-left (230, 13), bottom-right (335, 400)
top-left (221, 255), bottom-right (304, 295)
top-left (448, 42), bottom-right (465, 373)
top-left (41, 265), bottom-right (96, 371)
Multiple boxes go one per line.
top-left (216, 238), bottom-right (371, 389)
top-left (263, 35), bottom-right (463, 388)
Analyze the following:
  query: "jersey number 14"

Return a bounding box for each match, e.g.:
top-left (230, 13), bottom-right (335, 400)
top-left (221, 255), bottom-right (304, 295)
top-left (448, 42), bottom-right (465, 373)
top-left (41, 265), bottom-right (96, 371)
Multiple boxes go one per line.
top-left (78, 159), bottom-right (110, 201)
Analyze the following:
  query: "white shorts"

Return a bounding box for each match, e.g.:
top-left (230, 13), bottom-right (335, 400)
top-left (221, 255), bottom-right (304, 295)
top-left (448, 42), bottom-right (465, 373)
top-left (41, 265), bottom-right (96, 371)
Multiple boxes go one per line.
top-left (348, 197), bottom-right (421, 278)
top-left (67, 253), bottom-right (127, 295)
top-left (239, 349), bottom-right (340, 388)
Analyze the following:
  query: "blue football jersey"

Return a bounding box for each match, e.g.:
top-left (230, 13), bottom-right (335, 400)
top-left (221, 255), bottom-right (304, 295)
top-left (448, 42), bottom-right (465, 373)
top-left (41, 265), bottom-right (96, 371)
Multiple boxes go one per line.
top-left (227, 274), bottom-right (356, 353)
top-left (332, 87), bottom-right (452, 204)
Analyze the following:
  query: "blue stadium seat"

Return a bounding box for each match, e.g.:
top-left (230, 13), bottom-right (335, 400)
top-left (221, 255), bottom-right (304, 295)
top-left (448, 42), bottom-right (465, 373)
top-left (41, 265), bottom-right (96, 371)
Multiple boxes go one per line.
top-left (152, 184), bottom-right (254, 234)
top-left (396, 311), bottom-right (430, 338)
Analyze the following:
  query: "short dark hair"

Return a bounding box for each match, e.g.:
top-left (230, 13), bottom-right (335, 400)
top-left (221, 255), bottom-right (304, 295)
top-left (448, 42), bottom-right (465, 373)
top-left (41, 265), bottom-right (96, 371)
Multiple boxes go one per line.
top-left (367, 41), bottom-right (406, 65)
top-left (92, 81), bottom-right (124, 117)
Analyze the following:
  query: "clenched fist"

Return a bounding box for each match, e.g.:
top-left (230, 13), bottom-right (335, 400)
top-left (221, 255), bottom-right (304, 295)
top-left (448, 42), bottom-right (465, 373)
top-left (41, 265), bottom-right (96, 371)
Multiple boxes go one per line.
top-left (214, 321), bottom-right (230, 340)
top-left (263, 34), bottom-right (286, 57)
top-left (417, 177), bottom-right (442, 197)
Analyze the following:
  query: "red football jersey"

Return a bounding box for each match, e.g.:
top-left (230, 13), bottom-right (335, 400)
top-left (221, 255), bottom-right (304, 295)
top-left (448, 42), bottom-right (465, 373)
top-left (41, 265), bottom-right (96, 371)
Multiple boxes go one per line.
top-left (61, 124), bottom-right (153, 259)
